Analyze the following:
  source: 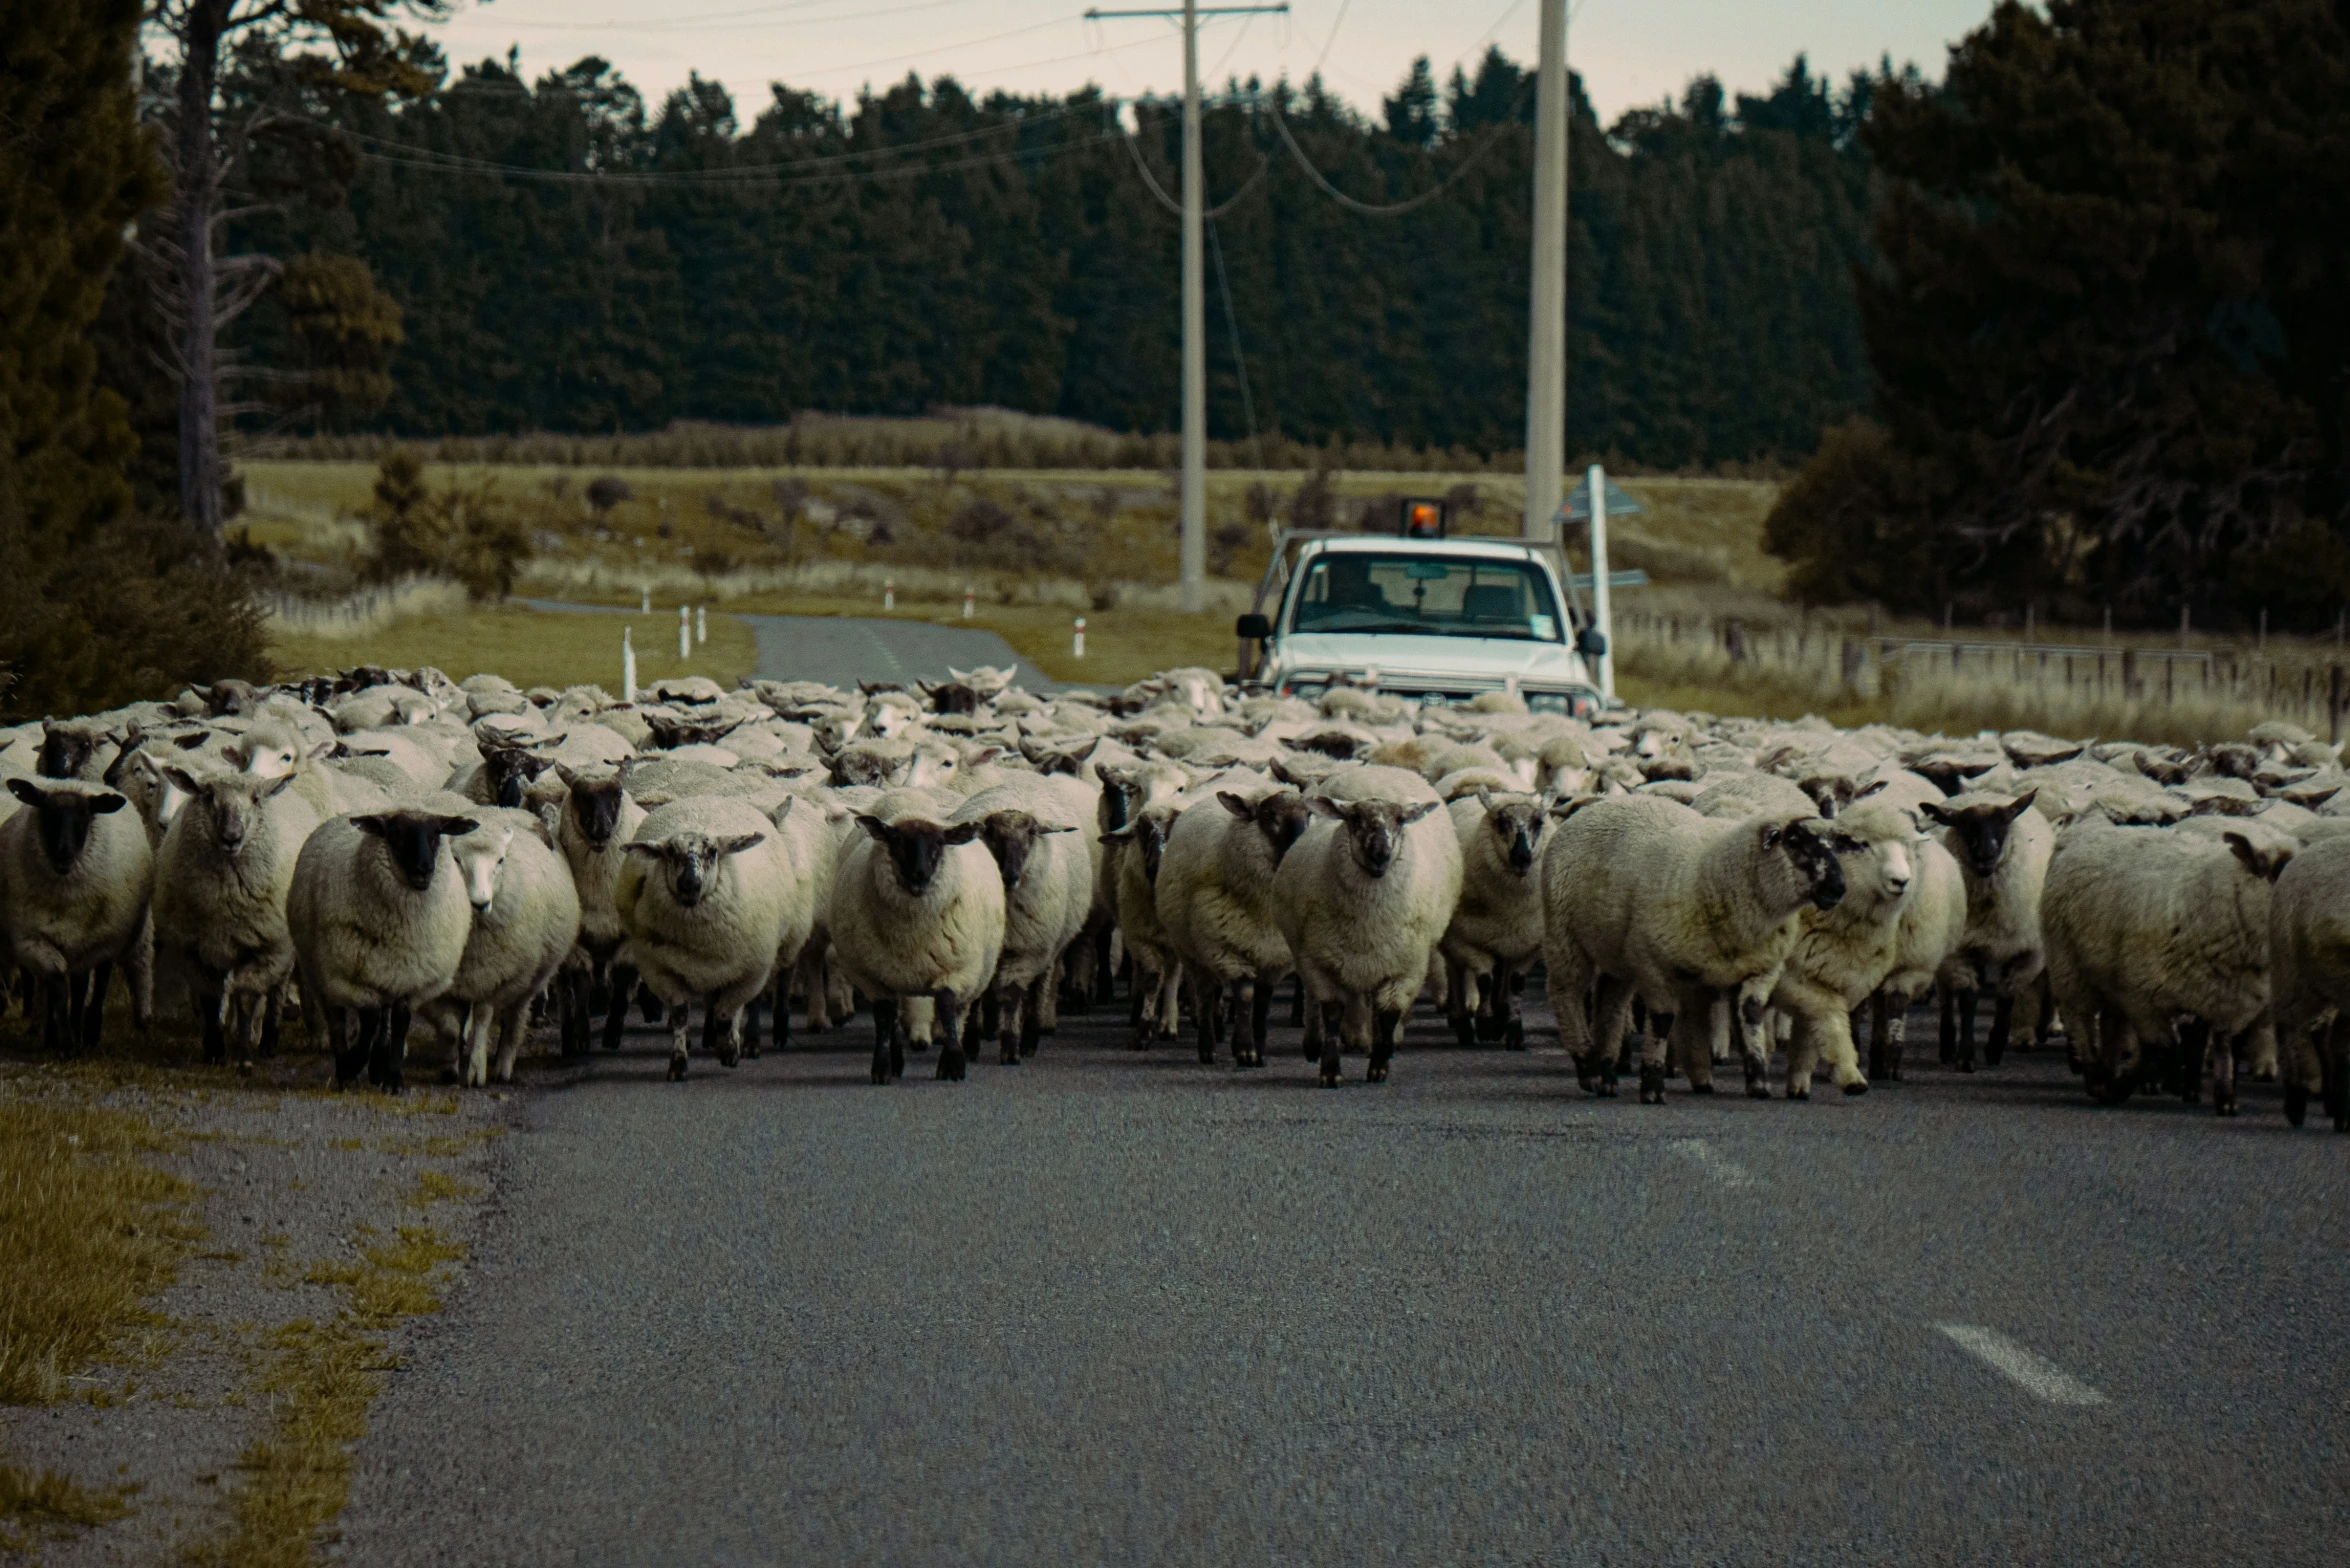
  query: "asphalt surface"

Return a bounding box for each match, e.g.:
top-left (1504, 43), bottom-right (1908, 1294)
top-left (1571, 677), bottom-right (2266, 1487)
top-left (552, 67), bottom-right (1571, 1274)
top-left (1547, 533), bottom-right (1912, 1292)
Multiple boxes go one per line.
top-left (336, 987), bottom-right (2350, 1567)
top-left (515, 599), bottom-right (1061, 691)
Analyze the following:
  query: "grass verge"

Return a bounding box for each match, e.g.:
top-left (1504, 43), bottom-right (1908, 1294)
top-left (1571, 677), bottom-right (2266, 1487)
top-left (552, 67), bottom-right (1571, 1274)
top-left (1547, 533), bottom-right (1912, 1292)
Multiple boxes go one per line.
top-left (0, 1463), bottom-right (136, 1553)
top-left (268, 603), bottom-right (759, 692)
top-left (717, 589), bottom-right (1238, 686)
top-left (182, 1171), bottom-right (470, 1568)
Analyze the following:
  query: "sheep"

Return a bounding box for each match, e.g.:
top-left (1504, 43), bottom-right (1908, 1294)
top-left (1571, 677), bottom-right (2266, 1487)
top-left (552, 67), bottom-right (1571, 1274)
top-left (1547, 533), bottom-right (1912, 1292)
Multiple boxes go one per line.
top-left (952, 784), bottom-right (1089, 1064)
top-left (1864, 829), bottom-right (1967, 1083)
top-left (1156, 784), bottom-right (1314, 1067)
top-left (0, 779), bottom-right (156, 1054)
top-left (2267, 834), bottom-right (2350, 1130)
top-left (287, 809), bottom-right (482, 1091)
top-left (1921, 789), bottom-right (2053, 1071)
top-left (616, 796), bottom-right (794, 1081)
top-left (432, 808), bottom-right (582, 1086)
top-left (152, 766), bottom-right (323, 1068)
top-left (827, 806), bottom-right (1006, 1084)
top-left (1272, 772), bottom-right (1462, 1087)
top-left (1107, 797), bottom-right (1192, 1046)
top-left (2043, 822), bottom-right (2295, 1114)
top-left (1766, 798), bottom-right (1921, 1098)
top-left (1438, 790), bottom-right (1548, 1049)
top-left (1541, 797), bottom-right (1846, 1103)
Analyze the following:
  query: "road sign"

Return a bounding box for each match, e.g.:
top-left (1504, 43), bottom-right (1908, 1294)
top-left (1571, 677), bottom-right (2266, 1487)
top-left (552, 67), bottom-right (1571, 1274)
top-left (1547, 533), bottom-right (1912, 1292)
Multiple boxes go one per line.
top-left (1563, 475), bottom-right (1645, 521)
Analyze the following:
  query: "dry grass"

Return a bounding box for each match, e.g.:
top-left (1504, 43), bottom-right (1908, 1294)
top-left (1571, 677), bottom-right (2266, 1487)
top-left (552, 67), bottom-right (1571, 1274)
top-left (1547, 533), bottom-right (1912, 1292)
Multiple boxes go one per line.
top-left (185, 1171), bottom-right (470, 1568)
top-left (0, 1463), bottom-right (135, 1553)
top-left (268, 603), bottom-right (759, 692)
top-left (0, 1097), bottom-right (198, 1407)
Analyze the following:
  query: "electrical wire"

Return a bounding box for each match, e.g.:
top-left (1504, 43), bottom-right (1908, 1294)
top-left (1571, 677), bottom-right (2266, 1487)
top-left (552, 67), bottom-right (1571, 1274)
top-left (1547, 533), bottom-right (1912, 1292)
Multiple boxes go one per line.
top-left (1267, 98), bottom-right (1518, 217)
top-left (348, 124), bottom-right (1124, 189)
top-left (1207, 214), bottom-right (1265, 473)
top-left (1114, 107), bottom-right (1272, 219)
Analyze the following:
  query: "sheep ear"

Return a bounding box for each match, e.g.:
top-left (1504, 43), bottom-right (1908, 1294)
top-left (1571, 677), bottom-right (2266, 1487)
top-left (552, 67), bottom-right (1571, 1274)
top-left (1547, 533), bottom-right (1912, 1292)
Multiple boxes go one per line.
top-left (1757, 821), bottom-right (1783, 851)
top-left (622, 841), bottom-right (665, 859)
top-left (350, 813), bottom-right (390, 839)
top-left (1306, 796), bottom-right (1344, 819)
top-left (435, 815), bottom-right (480, 838)
top-left (1216, 790), bottom-right (1255, 820)
top-left (1476, 786), bottom-right (1496, 812)
top-left (1099, 828), bottom-right (1133, 844)
top-left (2004, 790), bottom-right (2039, 820)
top-left (1399, 801), bottom-right (1438, 824)
top-left (306, 739), bottom-right (335, 763)
top-left (1854, 778), bottom-right (1888, 801)
top-left (854, 814), bottom-right (892, 843)
top-left (89, 791), bottom-right (128, 814)
top-left (770, 796), bottom-right (795, 826)
top-left (942, 821), bottom-right (984, 846)
top-left (964, 746), bottom-right (1003, 768)
top-left (160, 763), bottom-right (202, 796)
top-left (174, 731), bottom-right (210, 750)
top-left (1042, 823), bottom-right (1077, 834)
top-left (716, 832), bottom-right (766, 857)
top-left (1916, 800), bottom-right (1956, 827)
top-left (260, 772), bottom-right (299, 800)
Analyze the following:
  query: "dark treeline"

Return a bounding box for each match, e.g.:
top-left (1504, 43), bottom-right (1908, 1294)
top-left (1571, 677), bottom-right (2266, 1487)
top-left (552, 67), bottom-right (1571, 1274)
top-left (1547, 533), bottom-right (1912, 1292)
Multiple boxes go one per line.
top-left (228, 45), bottom-right (1886, 469)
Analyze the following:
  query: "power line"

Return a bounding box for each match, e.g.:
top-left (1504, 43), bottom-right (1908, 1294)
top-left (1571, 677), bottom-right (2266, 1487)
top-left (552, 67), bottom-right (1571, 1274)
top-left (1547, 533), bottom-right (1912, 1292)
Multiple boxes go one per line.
top-left (1266, 96), bottom-right (1522, 217)
top-left (1113, 106), bottom-right (1270, 218)
top-left (344, 124), bottom-right (1125, 189)
top-left (1207, 214), bottom-right (1265, 472)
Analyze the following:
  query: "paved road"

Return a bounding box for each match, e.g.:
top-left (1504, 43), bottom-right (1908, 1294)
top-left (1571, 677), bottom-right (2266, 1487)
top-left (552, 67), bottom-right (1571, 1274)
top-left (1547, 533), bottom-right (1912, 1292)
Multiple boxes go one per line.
top-left (337, 991), bottom-right (2350, 1566)
top-left (516, 599), bottom-right (1062, 692)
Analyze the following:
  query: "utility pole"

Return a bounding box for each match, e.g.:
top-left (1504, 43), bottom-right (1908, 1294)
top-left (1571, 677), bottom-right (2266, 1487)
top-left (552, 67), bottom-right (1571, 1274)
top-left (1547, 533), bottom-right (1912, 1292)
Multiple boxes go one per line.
top-left (1087, 3), bottom-right (1287, 611)
top-left (1522, 0), bottom-right (1569, 539)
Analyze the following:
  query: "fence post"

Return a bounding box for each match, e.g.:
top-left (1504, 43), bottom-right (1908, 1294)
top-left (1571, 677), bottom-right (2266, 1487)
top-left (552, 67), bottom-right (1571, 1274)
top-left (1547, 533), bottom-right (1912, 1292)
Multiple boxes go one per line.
top-left (1840, 639), bottom-right (1862, 693)
top-left (2122, 649), bottom-right (2138, 699)
top-left (1724, 619), bottom-right (1747, 663)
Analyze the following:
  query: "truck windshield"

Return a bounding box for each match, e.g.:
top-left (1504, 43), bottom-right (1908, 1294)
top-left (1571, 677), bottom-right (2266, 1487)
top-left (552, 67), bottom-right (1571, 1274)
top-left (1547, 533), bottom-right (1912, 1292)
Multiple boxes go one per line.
top-left (1287, 554), bottom-right (1564, 642)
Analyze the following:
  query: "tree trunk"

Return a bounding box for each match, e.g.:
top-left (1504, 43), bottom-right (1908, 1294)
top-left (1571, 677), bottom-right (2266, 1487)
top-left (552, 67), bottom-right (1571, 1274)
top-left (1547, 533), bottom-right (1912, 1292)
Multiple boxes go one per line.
top-left (175, 0), bottom-right (228, 540)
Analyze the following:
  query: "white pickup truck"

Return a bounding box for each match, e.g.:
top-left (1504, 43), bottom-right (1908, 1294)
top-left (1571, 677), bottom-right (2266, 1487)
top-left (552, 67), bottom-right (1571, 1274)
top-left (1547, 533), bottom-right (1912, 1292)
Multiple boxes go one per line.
top-left (1236, 526), bottom-right (1612, 717)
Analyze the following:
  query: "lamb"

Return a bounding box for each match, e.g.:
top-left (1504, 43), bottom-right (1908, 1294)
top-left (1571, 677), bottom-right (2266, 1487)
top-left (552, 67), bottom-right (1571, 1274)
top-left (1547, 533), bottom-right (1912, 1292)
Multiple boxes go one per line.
top-left (1272, 769), bottom-right (1462, 1087)
top-left (827, 805), bottom-right (1006, 1083)
top-left (1765, 798), bottom-right (1920, 1098)
top-left (549, 765), bottom-right (649, 1053)
top-left (1921, 789), bottom-right (2053, 1071)
top-left (0, 779), bottom-right (156, 1053)
top-left (433, 808), bottom-right (582, 1086)
top-left (288, 808), bottom-right (482, 1090)
top-left (952, 783), bottom-right (1089, 1064)
top-left (1438, 790), bottom-right (1549, 1049)
top-left (1540, 797), bottom-right (1845, 1102)
top-left (1108, 796), bottom-right (1192, 1045)
top-left (1864, 829), bottom-right (1967, 1083)
top-left (1155, 784), bottom-right (1314, 1067)
top-left (2267, 834), bottom-right (2350, 1130)
top-left (616, 796), bottom-right (793, 1081)
top-left (2042, 821), bottom-right (2295, 1114)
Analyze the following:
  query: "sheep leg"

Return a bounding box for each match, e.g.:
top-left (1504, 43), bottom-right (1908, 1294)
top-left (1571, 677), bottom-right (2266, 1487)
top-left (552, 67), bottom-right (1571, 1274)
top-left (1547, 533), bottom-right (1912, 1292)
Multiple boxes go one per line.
top-left (376, 1003), bottom-right (411, 1092)
top-left (704, 997), bottom-right (738, 1069)
top-left (1156, 964), bottom-right (1183, 1042)
top-left (667, 1000), bottom-right (692, 1082)
top-left (2248, 1016), bottom-right (2278, 1082)
top-left (1637, 991), bottom-right (1675, 1106)
top-left (1094, 924), bottom-right (1116, 1005)
top-left (2211, 1026), bottom-right (2241, 1118)
top-left (2326, 1016), bottom-right (2350, 1133)
top-left (870, 996), bottom-right (899, 1084)
top-left (127, 923), bottom-right (153, 1034)
top-left (1366, 1006), bottom-right (1401, 1084)
top-left (201, 988), bottom-right (228, 1066)
top-left (344, 1007), bottom-right (381, 1091)
top-left (1732, 983), bottom-right (1777, 1098)
top-left (1317, 999), bottom-right (1344, 1088)
top-left (1985, 992), bottom-right (2014, 1069)
top-left (638, 983), bottom-right (663, 1025)
top-left (1129, 962), bottom-right (1149, 1044)
top-left (463, 1002), bottom-right (494, 1088)
top-left (1955, 986), bottom-right (1979, 1073)
top-left (2174, 1018), bottom-right (2208, 1105)
top-left (2095, 1005), bottom-right (2139, 1105)
top-left (1446, 959), bottom-right (1478, 1049)
top-left (1235, 976), bottom-right (1264, 1069)
top-left (492, 1005), bottom-right (528, 1083)
top-left (328, 1006), bottom-right (362, 1089)
top-left (742, 993), bottom-right (763, 1060)
top-left (260, 990), bottom-right (282, 1062)
top-left (40, 974), bottom-right (69, 1055)
top-left (1194, 974), bottom-right (1219, 1065)
top-left (1000, 982), bottom-right (1026, 1066)
top-left (63, 972), bottom-right (87, 1056)
top-left (1939, 986), bottom-right (1957, 1063)
top-left (602, 962), bottom-right (636, 1051)
top-left (935, 988), bottom-right (966, 1082)
top-left (1021, 976), bottom-right (1046, 1058)
top-left (1290, 976), bottom-right (1306, 1027)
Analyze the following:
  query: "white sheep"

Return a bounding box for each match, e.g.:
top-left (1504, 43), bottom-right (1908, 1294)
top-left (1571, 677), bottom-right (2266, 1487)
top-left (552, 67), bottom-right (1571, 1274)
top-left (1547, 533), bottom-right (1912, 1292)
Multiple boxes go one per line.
top-left (1541, 797), bottom-right (1846, 1102)
top-left (1438, 790), bottom-right (1549, 1049)
top-left (2043, 820), bottom-right (2295, 1114)
top-left (1766, 797), bottom-right (1919, 1098)
top-left (2267, 833), bottom-right (2350, 1130)
top-left (1921, 789), bottom-right (2053, 1071)
top-left (549, 764), bottom-right (649, 1053)
top-left (0, 779), bottom-right (156, 1054)
top-left (433, 808), bottom-right (582, 1086)
top-left (1156, 783), bottom-right (1314, 1067)
top-left (616, 795), bottom-right (793, 1081)
top-left (1273, 771), bottom-right (1461, 1087)
top-left (953, 782), bottom-right (1090, 1064)
top-left (826, 804), bottom-right (1006, 1083)
top-left (1864, 830), bottom-right (1967, 1083)
top-left (288, 808), bottom-right (482, 1091)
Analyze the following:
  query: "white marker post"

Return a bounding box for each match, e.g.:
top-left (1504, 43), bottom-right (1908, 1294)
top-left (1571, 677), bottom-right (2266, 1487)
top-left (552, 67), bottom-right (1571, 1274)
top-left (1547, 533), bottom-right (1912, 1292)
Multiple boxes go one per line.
top-left (622, 626), bottom-right (637, 703)
top-left (1588, 463), bottom-right (1615, 702)
top-left (696, 606), bottom-right (707, 645)
top-left (884, 579), bottom-right (896, 612)
top-left (1073, 617), bottom-right (1087, 659)
top-left (678, 604), bottom-right (691, 659)
top-left (963, 585), bottom-right (975, 619)
top-left (640, 585), bottom-right (651, 613)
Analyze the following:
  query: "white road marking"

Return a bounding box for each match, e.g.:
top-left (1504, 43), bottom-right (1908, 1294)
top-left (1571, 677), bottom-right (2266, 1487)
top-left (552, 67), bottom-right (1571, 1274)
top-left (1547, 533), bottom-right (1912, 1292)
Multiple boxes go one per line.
top-left (1934, 1323), bottom-right (2108, 1406)
top-left (1668, 1138), bottom-right (1753, 1189)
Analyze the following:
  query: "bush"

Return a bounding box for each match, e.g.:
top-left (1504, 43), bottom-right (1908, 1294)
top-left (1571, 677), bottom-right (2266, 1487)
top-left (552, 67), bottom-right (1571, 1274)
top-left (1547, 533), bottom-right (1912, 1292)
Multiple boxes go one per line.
top-left (585, 475), bottom-right (632, 514)
top-left (360, 454), bottom-right (532, 603)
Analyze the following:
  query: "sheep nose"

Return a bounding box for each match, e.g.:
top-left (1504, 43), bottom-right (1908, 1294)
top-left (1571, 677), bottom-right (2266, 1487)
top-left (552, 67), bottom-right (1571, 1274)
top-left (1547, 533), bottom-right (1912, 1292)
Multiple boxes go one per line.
top-left (1885, 876), bottom-right (1910, 896)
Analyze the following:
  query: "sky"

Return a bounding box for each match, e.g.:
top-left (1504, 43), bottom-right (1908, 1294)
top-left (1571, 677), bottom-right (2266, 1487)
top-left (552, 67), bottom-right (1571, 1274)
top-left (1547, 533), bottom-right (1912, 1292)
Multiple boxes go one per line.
top-left (419, 0), bottom-right (1998, 124)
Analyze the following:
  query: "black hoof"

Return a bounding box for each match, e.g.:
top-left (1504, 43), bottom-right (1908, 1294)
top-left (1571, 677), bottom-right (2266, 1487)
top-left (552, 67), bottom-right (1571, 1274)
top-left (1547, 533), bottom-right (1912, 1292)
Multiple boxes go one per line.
top-left (1957, 1061), bottom-right (1975, 1075)
top-left (1001, 1047), bottom-right (1020, 1066)
top-left (1638, 1063), bottom-right (1666, 1104)
top-left (440, 1067), bottom-right (460, 1085)
top-left (667, 1057), bottom-right (688, 1081)
top-left (2285, 1083), bottom-right (2309, 1127)
top-left (2254, 1069), bottom-right (2277, 1083)
top-left (938, 1050), bottom-right (966, 1082)
top-left (1688, 1081), bottom-right (1715, 1095)
top-left (1320, 1070), bottom-right (1340, 1088)
top-left (1367, 1063), bottom-right (1389, 1083)
top-left (1789, 1086), bottom-right (1811, 1101)
top-left (1745, 1079), bottom-right (1770, 1099)
top-left (1843, 1080), bottom-right (1868, 1097)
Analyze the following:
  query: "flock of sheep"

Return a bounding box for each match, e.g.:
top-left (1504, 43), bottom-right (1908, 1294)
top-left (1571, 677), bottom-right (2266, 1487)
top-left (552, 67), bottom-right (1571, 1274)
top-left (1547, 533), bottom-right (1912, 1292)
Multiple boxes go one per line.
top-left (4, 658), bottom-right (2349, 1130)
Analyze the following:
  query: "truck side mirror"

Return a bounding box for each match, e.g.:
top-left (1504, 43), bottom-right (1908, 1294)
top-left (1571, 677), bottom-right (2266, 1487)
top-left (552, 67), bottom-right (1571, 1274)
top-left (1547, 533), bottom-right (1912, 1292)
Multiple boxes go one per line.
top-left (1236, 614), bottom-right (1271, 640)
top-left (1576, 626), bottom-right (1608, 658)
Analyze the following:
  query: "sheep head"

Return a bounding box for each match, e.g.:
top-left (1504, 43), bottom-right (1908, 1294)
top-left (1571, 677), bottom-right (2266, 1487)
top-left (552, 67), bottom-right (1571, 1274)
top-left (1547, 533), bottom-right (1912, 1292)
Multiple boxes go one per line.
top-left (922, 680), bottom-right (982, 716)
top-left (626, 828), bottom-right (767, 906)
top-left (36, 720), bottom-right (104, 781)
top-left (2222, 829), bottom-right (2297, 884)
top-left (558, 767), bottom-right (630, 850)
top-left (1307, 796), bottom-right (1437, 880)
top-left (1220, 788), bottom-right (1313, 864)
top-left (855, 815), bottom-right (979, 895)
top-left (6, 779), bottom-right (127, 874)
top-left (1475, 789), bottom-right (1547, 873)
top-left (481, 747), bottom-right (557, 808)
top-left (1918, 790), bottom-right (2038, 879)
top-left (162, 765), bottom-right (296, 858)
top-left (451, 825), bottom-right (518, 912)
top-left (1757, 816), bottom-right (1846, 912)
top-left (968, 809), bottom-right (1075, 891)
top-left (352, 810), bottom-right (479, 892)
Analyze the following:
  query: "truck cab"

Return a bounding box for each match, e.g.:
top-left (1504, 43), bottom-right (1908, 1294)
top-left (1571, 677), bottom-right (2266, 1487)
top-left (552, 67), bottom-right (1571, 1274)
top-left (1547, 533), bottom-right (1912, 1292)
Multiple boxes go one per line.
top-left (1237, 528), bottom-right (1609, 716)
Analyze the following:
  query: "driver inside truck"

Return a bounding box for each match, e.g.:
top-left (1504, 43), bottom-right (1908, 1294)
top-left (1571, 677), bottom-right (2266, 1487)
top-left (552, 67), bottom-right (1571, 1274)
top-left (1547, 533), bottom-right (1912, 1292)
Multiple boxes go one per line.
top-left (1306, 555), bottom-right (1390, 623)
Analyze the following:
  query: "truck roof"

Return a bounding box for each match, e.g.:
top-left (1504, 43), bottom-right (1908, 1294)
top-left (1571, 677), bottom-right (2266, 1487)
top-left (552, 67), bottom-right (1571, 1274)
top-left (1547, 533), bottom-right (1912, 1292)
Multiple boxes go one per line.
top-left (1291, 533), bottom-right (1555, 560)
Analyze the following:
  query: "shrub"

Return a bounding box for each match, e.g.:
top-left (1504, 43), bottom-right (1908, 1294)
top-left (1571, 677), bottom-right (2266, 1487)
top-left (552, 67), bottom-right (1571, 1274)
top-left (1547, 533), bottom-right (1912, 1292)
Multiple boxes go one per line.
top-left (585, 475), bottom-right (632, 514)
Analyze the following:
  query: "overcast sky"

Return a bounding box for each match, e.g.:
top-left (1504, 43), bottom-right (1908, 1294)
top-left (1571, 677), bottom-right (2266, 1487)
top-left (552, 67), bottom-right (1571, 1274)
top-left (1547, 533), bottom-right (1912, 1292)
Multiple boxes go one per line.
top-left (422, 0), bottom-right (1996, 123)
